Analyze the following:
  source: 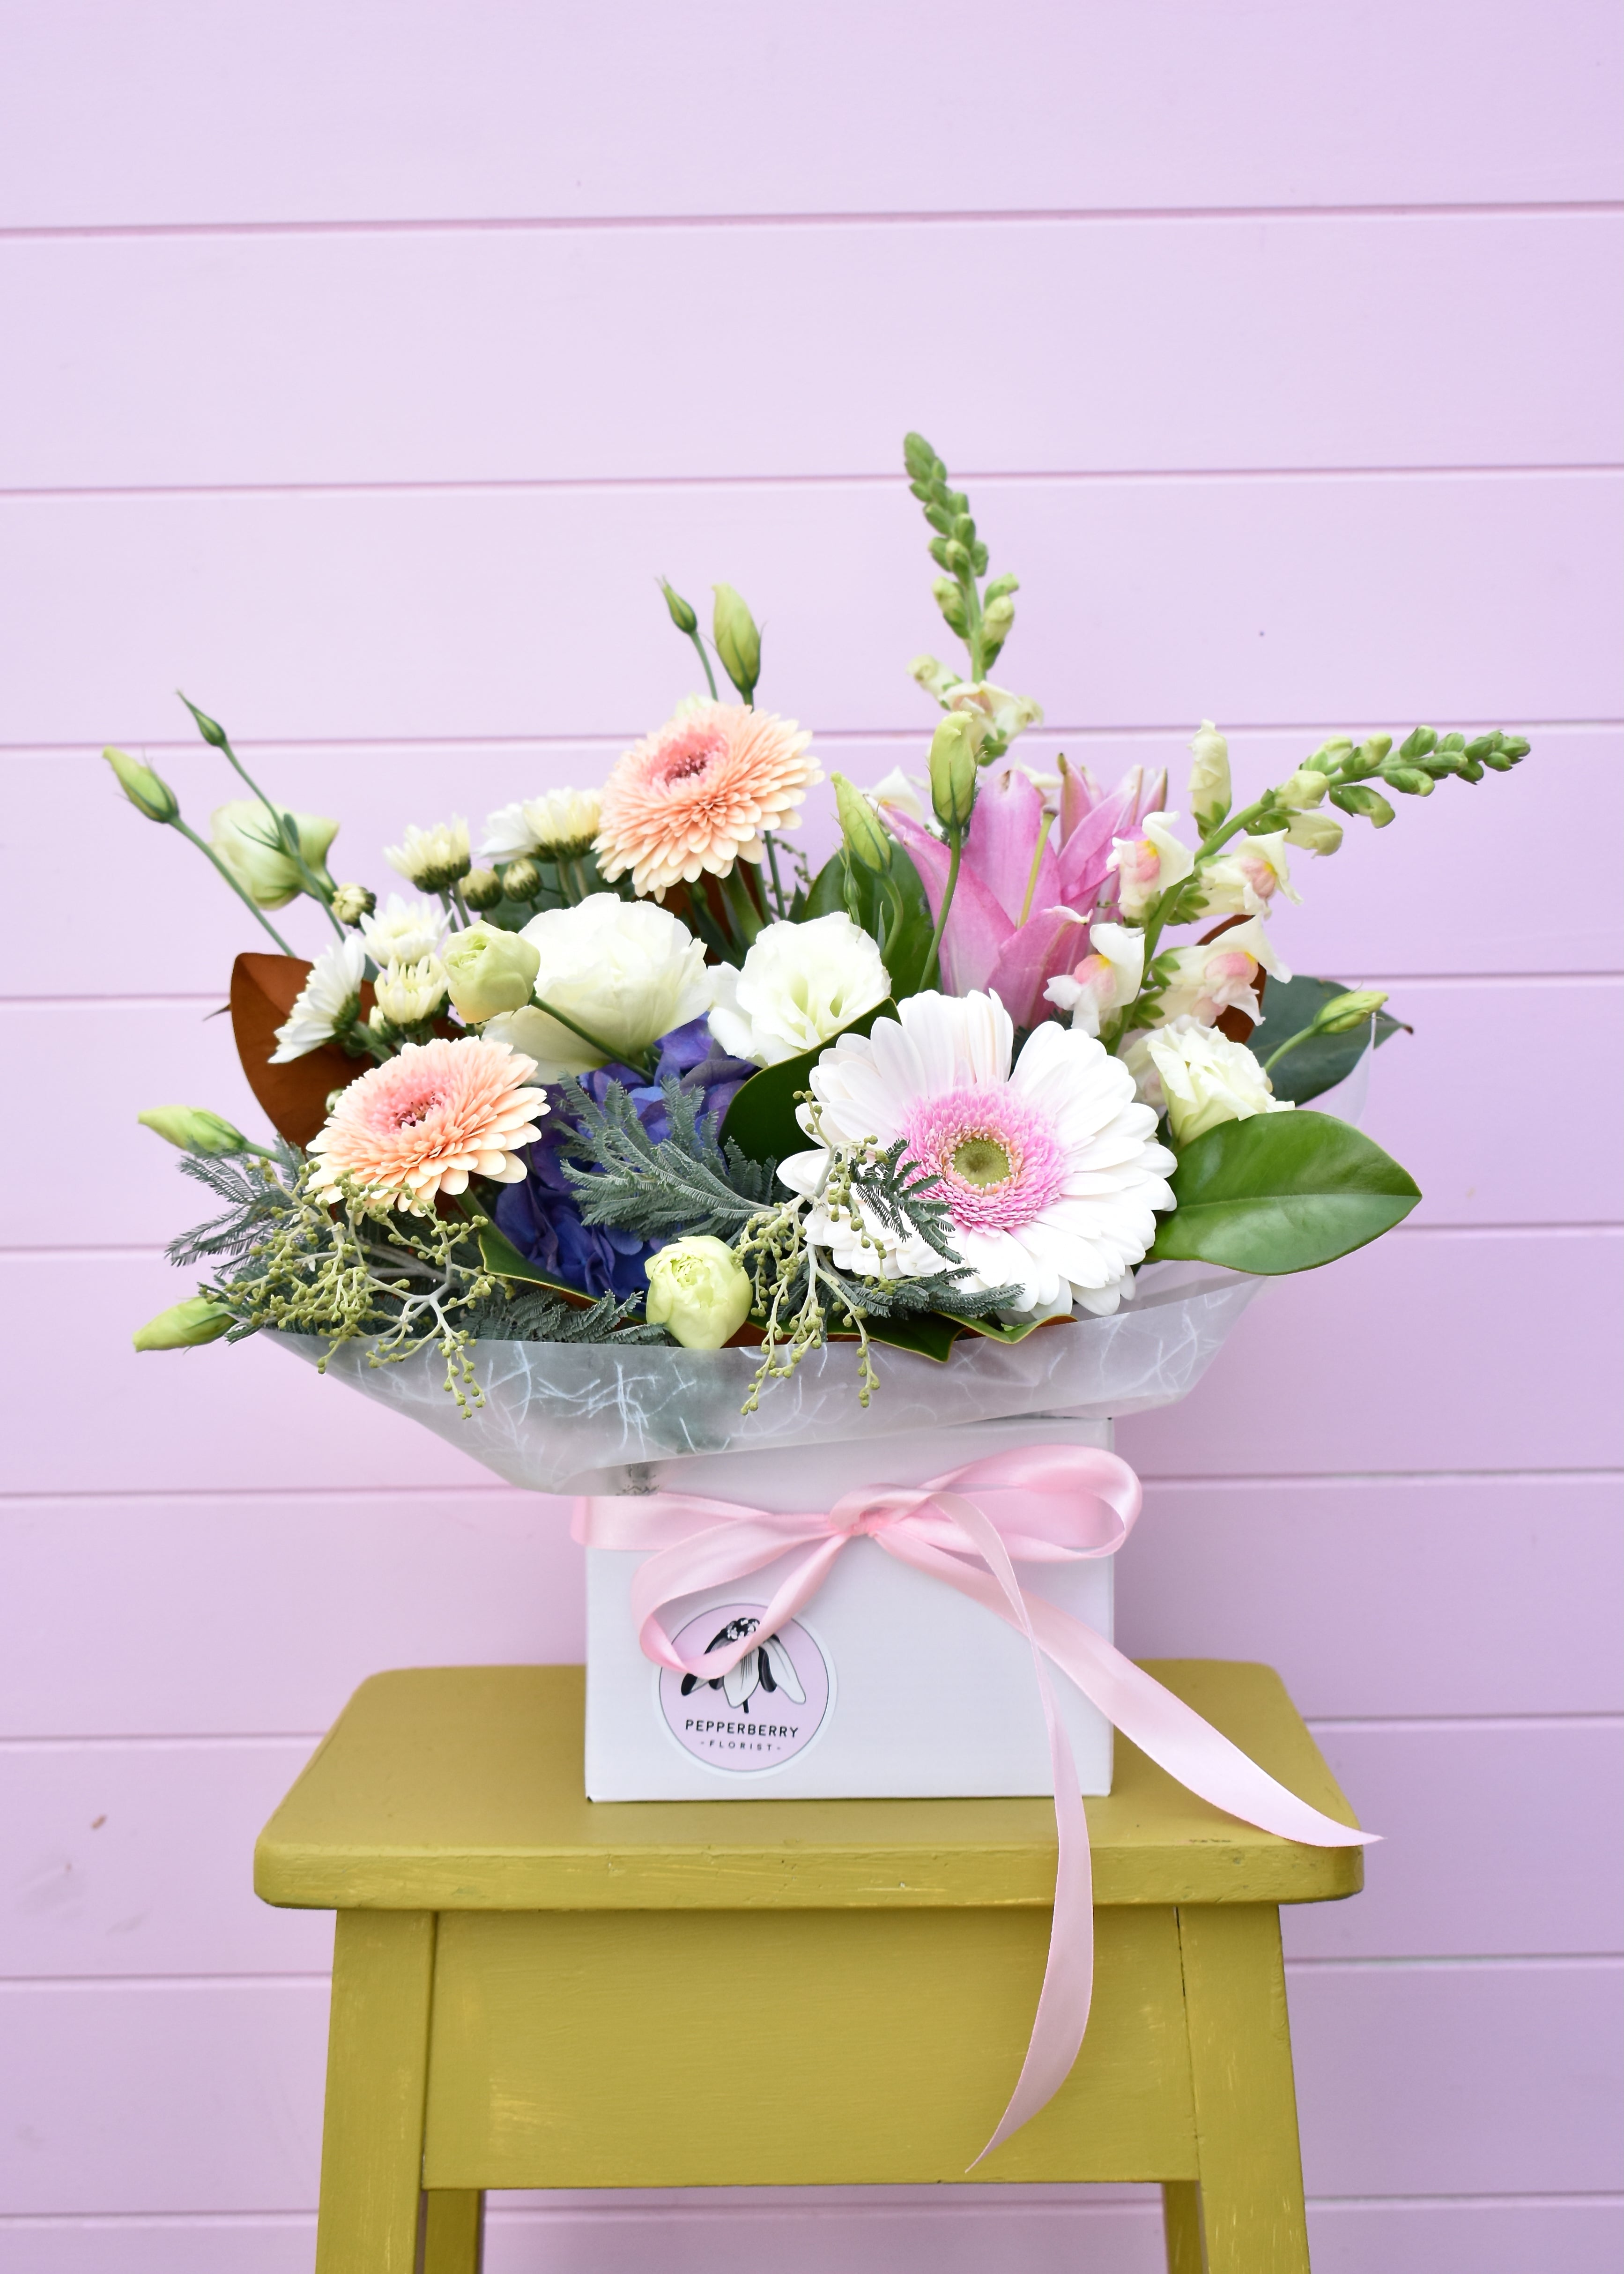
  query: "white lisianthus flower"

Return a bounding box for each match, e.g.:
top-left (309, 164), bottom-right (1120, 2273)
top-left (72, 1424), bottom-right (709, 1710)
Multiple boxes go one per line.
top-left (1156, 915), bottom-right (1291, 1029)
top-left (360, 893), bottom-right (446, 967)
top-left (269, 936), bottom-right (367, 1063)
top-left (371, 956), bottom-right (448, 1026)
top-left (644, 1236), bottom-right (754, 1350)
top-left (483, 893), bottom-right (713, 1080)
top-left (481, 789), bottom-right (603, 862)
top-left (1123, 1015), bottom-right (1295, 1144)
top-left (210, 801), bottom-right (339, 909)
top-left (1044, 921), bottom-right (1147, 1039)
top-left (1193, 829), bottom-right (1300, 920)
top-left (384, 818), bottom-right (471, 892)
top-left (778, 989), bottom-right (1175, 1316)
top-left (1107, 811), bottom-right (1196, 920)
top-left (707, 914), bottom-right (890, 1069)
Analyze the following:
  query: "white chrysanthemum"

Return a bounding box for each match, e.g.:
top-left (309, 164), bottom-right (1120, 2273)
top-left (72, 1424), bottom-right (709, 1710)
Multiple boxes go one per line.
top-left (707, 914), bottom-right (890, 1068)
top-left (360, 893), bottom-right (446, 967)
top-left (778, 990), bottom-right (1176, 1317)
top-left (384, 818), bottom-right (470, 892)
top-left (371, 956), bottom-right (448, 1026)
top-left (482, 789), bottom-right (603, 861)
top-left (269, 936), bottom-right (368, 1063)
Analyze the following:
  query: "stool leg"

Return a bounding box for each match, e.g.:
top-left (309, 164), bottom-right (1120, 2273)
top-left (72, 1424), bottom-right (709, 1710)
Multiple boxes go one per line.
top-left (314, 1910), bottom-right (436, 2274)
top-left (424, 2189), bottom-right (485, 2272)
top-left (1162, 2180), bottom-right (1204, 2273)
top-left (1176, 1905), bottom-right (1311, 2274)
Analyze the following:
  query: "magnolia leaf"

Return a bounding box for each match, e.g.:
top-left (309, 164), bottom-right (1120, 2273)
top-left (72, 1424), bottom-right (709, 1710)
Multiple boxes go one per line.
top-left (475, 1222), bottom-right (594, 1308)
top-left (947, 1310), bottom-right (1071, 1346)
top-left (230, 953), bottom-right (373, 1149)
top-left (1251, 974), bottom-right (1409, 1106)
top-left (719, 999), bottom-right (898, 1169)
top-left (801, 840), bottom-right (934, 1001)
top-left (1149, 1109), bottom-right (1420, 1274)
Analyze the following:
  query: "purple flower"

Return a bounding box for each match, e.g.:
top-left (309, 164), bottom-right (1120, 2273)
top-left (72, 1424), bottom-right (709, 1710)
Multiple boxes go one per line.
top-left (492, 1017), bottom-right (758, 1302)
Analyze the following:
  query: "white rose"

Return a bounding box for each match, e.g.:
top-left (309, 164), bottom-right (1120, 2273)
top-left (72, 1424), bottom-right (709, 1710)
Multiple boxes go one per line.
top-left (209, 800), bottom-right (339, 909)
top-left (1124, 1015), bottom-right (1295, 1144)
top-left (485, 894), bottom-right (712, 1079)
top-left (706, 914), bottom-right (890, 1068)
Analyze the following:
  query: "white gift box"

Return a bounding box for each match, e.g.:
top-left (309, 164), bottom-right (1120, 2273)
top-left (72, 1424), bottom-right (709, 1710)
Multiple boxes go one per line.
top-left (581, 1414), bottom-right (1116, 1802)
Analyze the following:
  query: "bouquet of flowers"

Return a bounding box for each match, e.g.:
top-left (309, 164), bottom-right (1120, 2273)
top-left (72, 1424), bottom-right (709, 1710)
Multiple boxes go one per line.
top-left (117, 432), bottom-right (1528, 1419)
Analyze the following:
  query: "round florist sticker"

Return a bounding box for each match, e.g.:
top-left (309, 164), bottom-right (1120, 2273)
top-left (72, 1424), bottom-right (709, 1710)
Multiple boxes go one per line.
top-left (658, 1602), bottom-right (831, 1771)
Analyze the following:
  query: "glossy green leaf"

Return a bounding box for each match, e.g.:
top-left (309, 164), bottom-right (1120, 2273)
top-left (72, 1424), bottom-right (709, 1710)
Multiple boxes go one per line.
top-left (801, 839), bottom-right (934, 1001)
top-left (1148, 1109), bottom-right (1420, 1274)
top-left (1251, 974), bottom-right (1409, 1105)
top-left (719, 999), bottom-right (898, 1168)
top-left (476, 1222), bottom-right (594, 1307)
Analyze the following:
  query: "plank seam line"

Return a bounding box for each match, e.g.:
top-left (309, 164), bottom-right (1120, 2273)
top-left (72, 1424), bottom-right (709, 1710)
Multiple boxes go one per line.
top-left (0, 1972), bottom-right (333, 1992)
top-left (1283, 1953), bottom-right (1624, 1974)
top-left (4, 462), bottom-right (1620, 505)
top-left (7, 717), bottom-right (1619, 754)
top-left (1304, 1714), bottom-right (1624, 1732)
top-left (1, 198), bottom-right (1619, 245)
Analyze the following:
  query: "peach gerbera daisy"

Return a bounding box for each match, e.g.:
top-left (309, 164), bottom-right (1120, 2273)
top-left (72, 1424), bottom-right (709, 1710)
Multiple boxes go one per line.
top-left (594, 702), bottom-right (821, 899)
top-left (307, 1036), bottom-right (548, 1211)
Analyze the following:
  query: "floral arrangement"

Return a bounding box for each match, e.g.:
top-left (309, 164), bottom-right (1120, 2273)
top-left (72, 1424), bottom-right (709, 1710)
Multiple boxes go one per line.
top-left (116, 433), bottom-right (1529, 1413)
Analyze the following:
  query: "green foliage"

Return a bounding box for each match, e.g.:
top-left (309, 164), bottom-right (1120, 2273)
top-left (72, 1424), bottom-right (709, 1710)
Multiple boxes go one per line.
top-left (1148, 1110), bottom-right (1421, 1274)
top-left (555, 1077), bottom-right (775, 1240)
top-left (464, 1280), bottom-right (668, 1344)
top-left (720, 1000), bottom-right (898, 1167)
top-left (801, 838), bottom-right (934, 999)
top-left (903, 431), bottom-right (1015, 685)
top-left (1249, 975), bottom-right (1409, 1106)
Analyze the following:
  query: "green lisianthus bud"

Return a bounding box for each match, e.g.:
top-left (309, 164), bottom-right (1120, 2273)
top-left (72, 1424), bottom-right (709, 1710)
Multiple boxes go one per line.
top-left (330, 882), bottom-right (376, 926)
top-left (133, 1296), bottom-right (235, 1352)
top-left (1313, 988), bottom-right (1389, 1035)
top-left (500, 856), bottom-right (542, 901)
top-left (462, 867), bottom-right (503, 911)
top-left (1188, 719), bottom-right (1232, 832)
top-left (928, 714), bottom-right (978, 834)
top-left (138, 1106), bottom-right (254, 1157)
top-left (178, 692), bottom-right (229, 747)
top-left (660, 578), bottom-right (699, 636)
top-left (105, 746), bottom-right (179, 824)
top-left (441, 921), bottom-right (542, 1022)
top-left (1330, 782), bottom-right (1396, 827)
top-left (644, 1236), bottom-right (753, 1350)
top-left (712, 584), bottom-right (762, 703)
top-left (831, 773), bottom-right (891, 876)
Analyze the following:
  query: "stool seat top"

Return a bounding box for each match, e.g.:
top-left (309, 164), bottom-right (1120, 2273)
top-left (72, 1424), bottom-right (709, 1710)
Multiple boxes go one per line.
top-left (255, 1660), bottom-right (1361, 1913)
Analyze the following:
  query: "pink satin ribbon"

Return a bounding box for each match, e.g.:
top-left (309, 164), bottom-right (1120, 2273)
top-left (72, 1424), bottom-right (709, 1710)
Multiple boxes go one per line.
top-left (574, 1444), bottom-right (1374, 2161)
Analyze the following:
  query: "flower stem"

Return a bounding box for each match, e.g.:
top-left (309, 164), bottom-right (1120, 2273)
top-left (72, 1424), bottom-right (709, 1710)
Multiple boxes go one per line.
top-left (688, 629), bottom-right (719, 701)
top-left (919, 825), bottom-right (962, 991)
top-left (764, 832), bottom-right (788, 919)
top-left (533, 995), bottom-right (656, 1080)
top-left (212, 729), bottom-right (346, 936)
top-left (168, 818), bottom-right (298, 954)
top-left (719, 862), bottom-right (765, 949)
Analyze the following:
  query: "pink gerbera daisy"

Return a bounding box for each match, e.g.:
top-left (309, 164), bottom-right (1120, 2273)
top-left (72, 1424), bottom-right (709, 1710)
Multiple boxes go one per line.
top-left (308, 1037), bottom-right (547, 1211)
top-left (594, 702), bottom-right (821, 899)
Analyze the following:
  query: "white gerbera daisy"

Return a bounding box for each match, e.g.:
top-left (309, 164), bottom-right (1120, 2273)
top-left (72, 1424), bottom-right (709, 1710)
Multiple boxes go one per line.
top-left (777, 990), bottom-right (1177, 1317)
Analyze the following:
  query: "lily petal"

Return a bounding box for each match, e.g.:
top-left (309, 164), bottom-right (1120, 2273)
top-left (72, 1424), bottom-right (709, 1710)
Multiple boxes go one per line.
top-left (965, 766), bottom-right (1060, 924)
top-left (985, 905), bottom-right (1090, 1027)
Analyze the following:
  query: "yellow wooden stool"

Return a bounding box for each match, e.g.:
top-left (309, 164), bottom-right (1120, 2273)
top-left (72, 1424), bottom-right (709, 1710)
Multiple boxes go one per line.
top-left (256, 1661), bottom-right (1361, 2273)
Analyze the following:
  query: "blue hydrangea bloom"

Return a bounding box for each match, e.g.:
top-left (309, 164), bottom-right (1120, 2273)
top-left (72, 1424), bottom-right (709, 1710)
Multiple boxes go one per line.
top-left (492, 1018), bottom-right (758, 1302)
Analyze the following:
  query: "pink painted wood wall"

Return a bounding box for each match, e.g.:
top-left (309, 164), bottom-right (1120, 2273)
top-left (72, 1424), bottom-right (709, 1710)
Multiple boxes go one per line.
top-left (2, 5), bottom-right (1621, 2267)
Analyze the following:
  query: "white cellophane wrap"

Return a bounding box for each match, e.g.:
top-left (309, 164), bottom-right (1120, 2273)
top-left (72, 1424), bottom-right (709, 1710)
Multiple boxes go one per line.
top-left (270, 1261), bottom-right (1261, 1494)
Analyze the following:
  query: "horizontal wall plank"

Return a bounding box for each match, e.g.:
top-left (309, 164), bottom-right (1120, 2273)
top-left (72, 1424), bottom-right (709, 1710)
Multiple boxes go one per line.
top-left (0, 1979), bottom-right (326, 2214)
top-left (3, 1721), bottom-right (1609, 1977)
top-left (1290, 1959), bottom-right (1624, 2197)
top-left (7, 978), bottom-right (1610, 1251)
top-left (1, 1964), bottom-right (1614, 2213)
top-left (6, 1476), bottom-right (1619, 1740)
top-left (0, 1743), bottom-right (330, 1979)
top-left (1280, 1723), bottom-right (1624, 1959)
top-left (1, 1231), bottom-right (1618, 1498)
top-left (6, 212), bottom-right (1618, 490)
top-left (4, 723), bottom-right (1614, 1002)
top-left (1120, 1476), bottom-right (1624, 1720)
top-left (3, 2196), bottom-right (1621, 2274)
top-left (1, 474), bottom-right (1617, 746)
top-left (2, 1), bottom-right (1618, 228)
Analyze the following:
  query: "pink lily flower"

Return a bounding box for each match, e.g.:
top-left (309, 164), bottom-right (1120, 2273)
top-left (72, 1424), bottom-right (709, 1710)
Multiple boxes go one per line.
top-left (886, 760), bottom-right (1166, 1026)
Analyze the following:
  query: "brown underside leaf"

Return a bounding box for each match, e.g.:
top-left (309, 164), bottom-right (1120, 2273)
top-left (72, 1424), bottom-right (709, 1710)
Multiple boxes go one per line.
top-left (1198, 916), bottom-right (1268, 1044)
top-left (230, 953), bottom-right (374, 1148)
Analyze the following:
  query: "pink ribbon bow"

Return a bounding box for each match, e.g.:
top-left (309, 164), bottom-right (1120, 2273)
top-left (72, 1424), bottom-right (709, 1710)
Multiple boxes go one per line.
top-left (574, 1443), bottom-right (1373, 2160)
